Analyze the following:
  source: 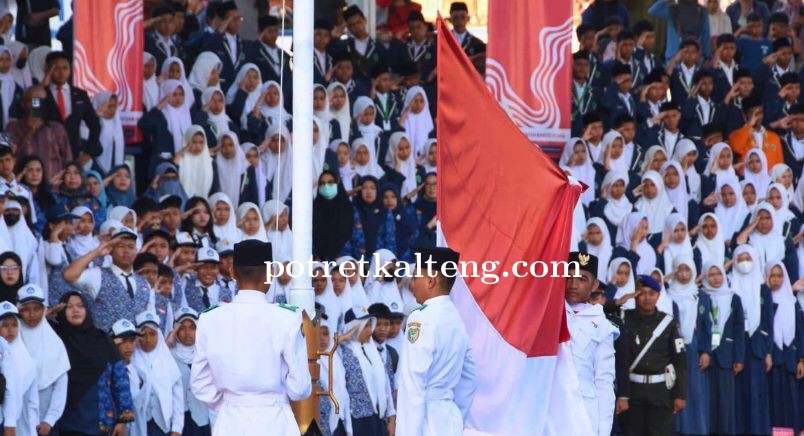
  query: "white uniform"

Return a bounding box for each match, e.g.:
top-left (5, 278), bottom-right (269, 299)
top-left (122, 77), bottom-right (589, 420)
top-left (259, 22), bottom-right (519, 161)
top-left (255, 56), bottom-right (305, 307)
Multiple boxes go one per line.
top-left (190, 290), bottom-right (311, 436)
top-left (566, 302), bottom-right (618, 436)
top-left (395, 295), bottom-right (477, 436)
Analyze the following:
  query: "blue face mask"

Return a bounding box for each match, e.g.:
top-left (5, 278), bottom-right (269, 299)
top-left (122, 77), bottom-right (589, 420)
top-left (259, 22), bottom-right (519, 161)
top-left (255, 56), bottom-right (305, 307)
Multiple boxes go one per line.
top-left (318, 183), bottom-right (338, 200)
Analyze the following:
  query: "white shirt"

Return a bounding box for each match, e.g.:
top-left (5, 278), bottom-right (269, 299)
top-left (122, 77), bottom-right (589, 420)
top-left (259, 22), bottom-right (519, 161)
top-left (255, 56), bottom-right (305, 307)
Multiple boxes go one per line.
top-left (452, 30), bottom-right (467, 44)
top-left (566, 302), bottom-right (618, 436)
top-left (37, 373), bottom-right (68, 427)
top-left (574, 80), bottom-right (587, 97)
top-left (314, 49), bottom-right (327, 73)
top-left (190, 290), bottom-right (310, 435)
top-left (224, 32), bottom-right (238, 63)
top-left (49, 83), bottom-right (72, 117)
top-left (697, 95), bottom-right (712, 122)
top-left (618, 92), bottom-right (632, 114)
top-left (719, 60), bottom-right (736, 85)
top-left (680, 63), bottom-right (695, 89)
top-left (260, 43), bottom-right (281, 75)
top-left (774, 63), bottom-right (794, 77)
top-left (664, 129), bottom-right (679, 156)
top-left (792, 133), bottom-right (804, 160)
top-left (0, 338), bottom-right (17, 430)
top-left (156, 33), bottom-right (174, 55)
top-left (197, 282), bottom-right (225, 307)
top-left (74, 264), bottom-right (140, 300)
top-left (354, 37), bottom-right (369, 56)
top-left (395, 295), bottom-right (477, 435)
top-left (752, 127), bottom-right (766, 149)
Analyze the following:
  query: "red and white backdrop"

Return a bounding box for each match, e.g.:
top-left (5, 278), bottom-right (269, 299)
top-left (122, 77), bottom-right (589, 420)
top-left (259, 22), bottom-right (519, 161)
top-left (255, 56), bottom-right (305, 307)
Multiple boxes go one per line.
top-left (73, 0), bottom-right (143, 141)
top-left (485, 0), bottom-right (572, 152)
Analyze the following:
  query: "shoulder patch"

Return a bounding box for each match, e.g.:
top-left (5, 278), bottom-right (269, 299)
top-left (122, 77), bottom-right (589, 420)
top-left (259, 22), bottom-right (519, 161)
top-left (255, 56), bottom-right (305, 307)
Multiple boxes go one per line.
top-left (202, 305), bottom-right (219, 313)
top-left (407, 321), bottom-right (421, 343)
top-left (413, 304), bottom-right (427, 312)
top-left (279, 303), bottom-right (298, 312)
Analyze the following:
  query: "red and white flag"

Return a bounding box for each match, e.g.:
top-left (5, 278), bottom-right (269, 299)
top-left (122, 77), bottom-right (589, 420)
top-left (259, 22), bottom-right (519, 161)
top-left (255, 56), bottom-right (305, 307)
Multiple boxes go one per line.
top-left (484, 0), bottom-right (572, 149)
top-left (436, 18), bottom-right (590, 435)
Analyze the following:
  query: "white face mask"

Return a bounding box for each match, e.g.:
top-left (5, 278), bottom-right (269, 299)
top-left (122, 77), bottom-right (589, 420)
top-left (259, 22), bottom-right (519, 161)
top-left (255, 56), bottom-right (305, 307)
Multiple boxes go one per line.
top-left (736, 260), bottom-right (753, 274)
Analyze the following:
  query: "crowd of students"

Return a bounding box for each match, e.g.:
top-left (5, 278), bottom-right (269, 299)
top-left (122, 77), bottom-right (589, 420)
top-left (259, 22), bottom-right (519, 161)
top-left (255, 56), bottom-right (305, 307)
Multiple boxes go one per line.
top-left (0, 0), bottom-right (483, 435)
top-left (573, 0), bottom-right (804, 434)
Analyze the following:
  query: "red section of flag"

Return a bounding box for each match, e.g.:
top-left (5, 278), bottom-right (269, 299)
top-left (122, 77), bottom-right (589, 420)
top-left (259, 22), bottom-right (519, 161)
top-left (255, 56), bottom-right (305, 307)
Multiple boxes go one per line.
top-left (73, 0), bottom-right (143, 142)
top-left (436, 17), bottom-right (581, 357)
top-left (485, 0), bottom-right (572, 147)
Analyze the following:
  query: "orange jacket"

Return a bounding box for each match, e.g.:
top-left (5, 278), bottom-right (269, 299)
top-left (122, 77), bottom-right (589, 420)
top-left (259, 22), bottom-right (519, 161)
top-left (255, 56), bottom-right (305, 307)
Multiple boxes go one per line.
top-left (728, 125), bottom-right (784, 169)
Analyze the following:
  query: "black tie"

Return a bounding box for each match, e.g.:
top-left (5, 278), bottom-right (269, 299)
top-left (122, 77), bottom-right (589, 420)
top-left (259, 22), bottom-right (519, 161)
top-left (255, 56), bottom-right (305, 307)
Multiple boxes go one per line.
top-left (123, 273), bottom-right (135, 298)
top-left (202, 287), bottom-right (211, 308)
top-left (377, 346), bottom-right (384, 353)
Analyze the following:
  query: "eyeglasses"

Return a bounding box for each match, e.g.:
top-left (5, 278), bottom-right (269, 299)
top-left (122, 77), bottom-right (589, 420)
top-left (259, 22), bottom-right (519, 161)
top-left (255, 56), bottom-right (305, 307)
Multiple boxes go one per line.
top-left (0, 265), bottom-right (20, 271)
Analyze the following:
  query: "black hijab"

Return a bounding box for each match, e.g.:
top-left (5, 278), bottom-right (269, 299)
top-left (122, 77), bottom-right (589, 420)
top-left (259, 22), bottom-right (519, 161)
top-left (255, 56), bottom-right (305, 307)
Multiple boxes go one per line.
top-left (0, 252), bottom-right (24, 304)
top-left (52, 291), bottom-right (121, 408)
top-left (353, 175), bottom-right (385, 255)
top-left (313, 170), bottom-right (354, 260)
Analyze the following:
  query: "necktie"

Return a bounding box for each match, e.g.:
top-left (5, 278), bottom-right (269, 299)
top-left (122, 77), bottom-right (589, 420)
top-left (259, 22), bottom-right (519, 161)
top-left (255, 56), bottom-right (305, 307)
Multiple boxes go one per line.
top-left (123, 273), bottom-right (135, 298)
top-left (56, 86), bottom-right (67, 121)
top-left (202, 287), bottom-right (211, 308)
top-left (377, 346), bottom-right (384, 353)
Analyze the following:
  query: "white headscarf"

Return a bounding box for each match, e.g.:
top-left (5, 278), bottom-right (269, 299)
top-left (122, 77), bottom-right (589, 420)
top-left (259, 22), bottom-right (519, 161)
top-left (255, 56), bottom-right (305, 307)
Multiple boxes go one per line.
top-left (649, 267), bottom-right (674, 314)
top-left (715, 176), bottom-right (749, 241)
top-left (177, 126), bottom-right (214, 198)
top-left (226, 63), bottom-right (263, 128)
top-left (616, 211), bottom-right (657, 275)
top-left (19, 302), bottom-right (71, 390)
top-left (422, 139), bottom-right (437, 174)
top-left (766, 183), bottom-right (796, 235)
top-left (0, 46), bottom-right (17, 129)
top-left (160, 79), bottom-right (192, 154)
top-left (215, 131), bottom-right (247, 205)
top-left (667, 255), bottom-right (699, 343)
top-left (262, 124), bottom-right (294, 204)
top-left (132, 321), bottom-right (183, 429)
top-left (793, 174), bottom-right (804, 213)
top-left (749, 203), bottom-right (787, 275)
top-left (601, 170), bottom-right (632, 230)
top-left (730, 244), bottom-right (763, 336)
top-left (312, 117), bottom-right (330, 183)
top-left (237, 202), bottom-right (268, 242)
top-left (328, 82), bottom-right (351, 143)
top-left (641, 145), bottom-right (668, 175)
top-left (672, 139), bottom-right (701, 201)
top-left (93, 91), bottom-right (125, 174)
top-left (561, 137), bottom-right (596, 206)
top-left (262, 199), bottom-right (293, 261)
top-left (660, 161), bottom-right (689, 223)
top-left (401, 86), bottom-right (434, 157)
top-left (662, 213), bottom-right (693, 275)
top-left (386, 131), bottom-right (419, 200)
top-left (331, 139), bottom-right (356, 192)
top-left (352, 137), bottom-right (385, 179)
top-left (635, 170), bottom-right (675, 234)
top-left (29, 46), bottom-right (51, 84)
top-left (241, 142), bottom-right (267, 207)
top-left (259, 80), bottom-right (292, 127)
top-left (765, 261), bottom-right (797, 348)
top-left (67, 206), bottom-right (99, 257)
top-left (4, 327), bottom-right (37, 429)
top-left (365, 249), bottom-right (404, 313)
top-left (585, 217), bottom-right (612, 281)
top-left (341, 315), bottom-right (387, 418)
top-left (744, 148), bottom-right (772, 202)
top-left (7, 41), bottom-right (31, 89)
top-left (187, 51), bottom-right (222, 92)
top-left (108, 206), bottom-right (137, 229)
top-left (202, 87), bottom-right (231, 138)
top-left (601, 130), bottom-right (629, 172)
top-left (313, 263), bottom-right (341, 333)
top-left (703, 142), bottom-right (736, 179)
top-left (608, 257), bottom-right (636, 309)
top-left (170, 317), bottom-right (197, 365)
top-left (5, 200), bottom-right (38, 279)
top-left (314, 83), bottom-right (333, 142)
top-left (741, 180), bottom-right (760, 213)
top-left (209, 192), bottom-right (241, 245)
top-left (770, 163), bottom-right (794, 203)
top-left (352, 96), bottom-right (383, 147)
top-left (694, 212), bottom-right (725, 265)
top-left (160, 56), bottom-right (194, 108)
top-left (335, 256), bottom-right (370, 309)
top-left (701, 262), bottom-right (734, 339)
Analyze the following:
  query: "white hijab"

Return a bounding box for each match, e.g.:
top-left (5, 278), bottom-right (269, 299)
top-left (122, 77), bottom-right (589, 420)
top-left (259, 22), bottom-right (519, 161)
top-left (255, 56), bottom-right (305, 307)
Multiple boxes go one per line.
top-left (341, 315), bottom-right (387, 418)
top-left (601, 170), bottom-right (632, 230)
top-left (93, 91), bottom-right (125, 174)
top-left (202, 87), bottom-right (231, 138)
top-left (422, 139), bottom-right (437, 174)
top-left (177, 126), bottom-right (214, 198)
top-left (262, 124), bottom-right (294, 204)
top-left (237, 202), bottom-right (268, 242)
top-left (226, 63), bottom-right (263, 129)
top-left (671, 139), bottom-right (701, 201)
top-left (667, 255), bottom-right (699, 343)
top-left (352, 96), bottom-right (383, 147)
top-left (313, 263), bottom-right (342, 333)
top-left (160, 79), bottom-right (192, 154)
top-left (650, 267), bottom-right (674, 315)
top-left (641, 145), bottom-right (667, 175)
top-left (694, 213), bottom-right (726, 265)
top-left (0, 46), bottom-right (17, 129)
top-left (132, 322), bottom-right (183, 428)
top-left (4, 328), bottom-right (37, 427)
top-left (386, 131), bottom-right (419, 200)
top-left (609, 257), bottom-right (636, 309)
top-left (67, 206), bottom-right (99, 257)
top-left (601, 130), bottom-right (629, 173)
top-left (635, 170), bottom-right (675, 234)
top-left (262, 199), bottom-right (293, 261)
top-left (770, 163), bottom-right (795, 203)
top-left (335, 256), bottom-right (371, 309)
top-left (365, 249), bottom-right (404, 313)
top-left (314, 84), bottom-right (333, 142)
top-left (5, 200), bottom-right (38, 277)
top-left (662, 213), bottom-right (693, 275)
top-left (616, 211), bottom-right (657, 275)
top-left (19, 303), bottom-right (71, 390)
top-left (328, 82), bottom-right (351, 143)
top-left (331, 139), bottom-right (356, 192)
top-left (187, 51), bottom-right (222, 93)
top-left (560, 138), bottom-right (596, 206)
top-left (715, 176), bottom-right (749, 241)
top-left (744, 148), bottom-right (772, 202)
top-left (730, 244), bottom-right (763, 336)
top-left (160, 56), bottom-right (194, 108)
top-left (402, 86), bottom-right (434, 157)
top-left (209, 192), bottom-right (241, 245)
top-left (765, 261), bottom-right (797, 348)
top-left (29, 46), bottom-right (51, 85)
top-left (766, 183), bottom-right (796, 235)
top-left (7, 41), bottom-right (31, 89)
top-left (585, 217), bottom-right (613, 282)
top-left (701, 262), bottom-right (734, 339)
top-left (215, 131), bottom-right (248, 205)
top-left (352, 137), bottom-right (385, 179)
top-left (703, 142), bottom-right (736, 179)
top-left (259, 80), bottom-right (292, 128)
top-left (660, 161), bottom-right (689, 223)
top-left (793, 174), bottom-right (804, 213)
top-left (749, 203), bottom-right (788, 278)
top-left (312, 117), bottom-right (330, 183)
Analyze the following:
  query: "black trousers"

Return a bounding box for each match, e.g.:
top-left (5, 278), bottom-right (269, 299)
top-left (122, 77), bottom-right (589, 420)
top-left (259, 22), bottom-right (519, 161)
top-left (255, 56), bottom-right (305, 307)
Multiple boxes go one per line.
top-left (619, 401), bottom-right (674, 436)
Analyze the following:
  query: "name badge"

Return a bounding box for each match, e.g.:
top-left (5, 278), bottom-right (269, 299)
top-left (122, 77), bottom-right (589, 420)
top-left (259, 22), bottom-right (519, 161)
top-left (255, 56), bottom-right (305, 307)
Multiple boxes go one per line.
top-left (383, 119), bottom-right (392, 131)
top-left (712, 332), bottom-right (722, 348)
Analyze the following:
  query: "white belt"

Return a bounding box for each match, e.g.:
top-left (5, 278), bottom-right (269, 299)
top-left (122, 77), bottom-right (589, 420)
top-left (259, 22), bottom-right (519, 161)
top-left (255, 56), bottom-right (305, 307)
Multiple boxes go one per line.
top-left (222, 391), bottom-right (288, 407)
top-left (629, 373), bottom-right (666, 384)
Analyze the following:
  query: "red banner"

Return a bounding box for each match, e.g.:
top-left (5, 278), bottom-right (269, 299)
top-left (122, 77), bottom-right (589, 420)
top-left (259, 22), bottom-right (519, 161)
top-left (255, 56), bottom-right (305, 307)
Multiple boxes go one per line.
top-left (485, 0), bottom-right (572, 151)
top-left (73, 0), bottom-right (143, 140)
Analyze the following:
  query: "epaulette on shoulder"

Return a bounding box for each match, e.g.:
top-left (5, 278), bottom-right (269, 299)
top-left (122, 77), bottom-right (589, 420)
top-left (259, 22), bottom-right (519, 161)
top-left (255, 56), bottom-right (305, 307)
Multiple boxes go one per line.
top-left (413, 304), bottom-right (427, 312)
top-left (278, 303), bottom-right (298, 312)
top-left (202, 305), bottom-right (219, 314)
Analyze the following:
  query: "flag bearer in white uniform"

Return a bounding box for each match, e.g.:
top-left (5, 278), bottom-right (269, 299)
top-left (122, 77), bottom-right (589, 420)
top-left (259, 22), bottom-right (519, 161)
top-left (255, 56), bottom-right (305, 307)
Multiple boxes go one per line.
top-left (395, 246), bottom-right (477, 436)
top-left (190, 240), bottom-right (311, 436)
top-left (564, 251), bottom-right (618, 436)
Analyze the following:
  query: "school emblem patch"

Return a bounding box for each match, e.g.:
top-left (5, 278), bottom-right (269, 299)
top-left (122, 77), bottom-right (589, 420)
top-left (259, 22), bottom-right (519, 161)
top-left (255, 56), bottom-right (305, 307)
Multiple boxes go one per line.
top-left (407, 322), bottom-right (421, 343)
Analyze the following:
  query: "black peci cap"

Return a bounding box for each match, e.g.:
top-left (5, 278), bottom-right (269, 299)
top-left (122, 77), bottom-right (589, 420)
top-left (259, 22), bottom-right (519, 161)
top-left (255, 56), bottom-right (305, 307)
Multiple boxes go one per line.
top-left (569, 251), bottom-right (598, 279)
top-left (449, 2), bottom-right (469, 13)
top-left (233, 240), bottom-right (273, 266)
top-left (343, 5), bottom-right (364, 20)
top-left (258, 15), bottom-right (279, 31)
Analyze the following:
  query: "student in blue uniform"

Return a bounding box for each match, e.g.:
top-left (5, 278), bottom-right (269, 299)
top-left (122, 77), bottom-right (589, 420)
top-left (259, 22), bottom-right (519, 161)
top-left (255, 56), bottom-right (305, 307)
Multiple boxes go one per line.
top-left (701, 261), bottom-right (745, 435)
top-left (601, 64), bottom-right (636, 130)
top-left (632, 20), bottom-right (661, 76)
top-left (735, 13), bottom-right (772, 72)
top-left (667, 256), bottom-right (712, 435)
top-left (680, 69), bottom-right (725, 140)
top-left (753, 38), bottom-right (797, 106)
top-left (711, 33), bottom-right (740, 104)
top-left (764, 72), bottom-right (800, 134)
top-left (669, 40), bottom-right (702, 104)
